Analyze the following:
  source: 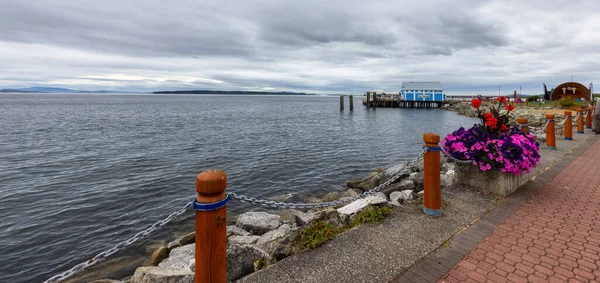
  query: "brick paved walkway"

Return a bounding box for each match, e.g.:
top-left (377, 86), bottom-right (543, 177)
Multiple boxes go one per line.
top-left (441, 139), bottom-right (600, 283)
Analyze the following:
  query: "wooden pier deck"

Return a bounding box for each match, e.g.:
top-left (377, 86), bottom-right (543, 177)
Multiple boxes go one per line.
top-left (361, 97), bottom-right (442, 108)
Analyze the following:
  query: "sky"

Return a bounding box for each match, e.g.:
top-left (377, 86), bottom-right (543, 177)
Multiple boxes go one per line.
top-left (1, 0), bottom-right (599, 95)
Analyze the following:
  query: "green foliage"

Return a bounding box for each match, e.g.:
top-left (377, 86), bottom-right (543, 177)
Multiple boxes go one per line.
top-left (557, 98), bottom-right (575, 108)
top-left (526, 95), bottom-right (540, 102)
top-left (291, 221), bottom-right (345, 250)
top-left (374, 167), bottom-right (386, 173)
top-left (349, 206), bottom-right (393, 227)
top-left (253, 258), bottom-right (270, 270)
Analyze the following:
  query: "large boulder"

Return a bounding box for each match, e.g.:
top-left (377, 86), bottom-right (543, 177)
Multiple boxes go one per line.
top-left (256, 224), bottom-right (292, 254)
top-left (389, 190), bottom-right (415, 206)
top-left (159, 244), bottom-right (194, 271)
top-left (380, 179), bottom-right (415, 197)
top-left (294, 211), bottom-right (319, 226)
top-left (322, 191), bottom-right (340, 202)
top-left (343, 189), bottom-right (360, 197)
top-left (236, 212), bottom-right (280, 235)
top-left (227, 225), bottom-right (250, 237)
top-left (130, 266), bottom-right (193, 283)
top-left (227, 244), bottom-right (270, 281)
top-left (167, 232), bottom-right (195, 250)
top-left (228, 235), bottom-right (261, 245)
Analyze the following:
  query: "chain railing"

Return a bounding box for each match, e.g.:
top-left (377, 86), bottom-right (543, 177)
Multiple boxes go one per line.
top-left (230, 149), bottom-right (426, 209)
top-left (45, 202), bottom-right (193, 283)
top-left (440, 146), bottom-right (473, 164)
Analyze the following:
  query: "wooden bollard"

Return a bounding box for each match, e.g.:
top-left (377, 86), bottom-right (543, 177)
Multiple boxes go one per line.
top-left (546, 114), bottom-right (556, 149)
top-left (340, 95), bottom-right (344, 111)
top-left (586, 107), bottom-right (593, 129)
top-left (423, 133), bottom-right (442, 217)
top-left (195, 170), bottom-right (228, 283)
top-left (564, 111), bottom-right (573, 140)
top-left (517, 117), bottom-right (529, 134)
top-left (577, 109), bottom-right (585, 134)
top-left (366, 93), bottom-right (370, 108)
top-left (349, 95), bottom-right (354, 111)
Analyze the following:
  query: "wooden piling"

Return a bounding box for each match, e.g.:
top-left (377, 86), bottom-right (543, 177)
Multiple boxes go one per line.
top-left (423, 133), bottom-right (442, 217)
top-left (586, 107), bottom-right (593, 129)
top-left (517, 117), bottom-right (529, 134)
top-left (195, 170), bottom-right (228, 283)
top-left (564, 111), bottom-right (573, 140)
top-left (577, 109), bottom-right (585, 133)
top-left (349, 95), bottom-right (354, 111)
top-left (546, 114), bottom-right (556, 149)
top-left (340, 95), bottom-right (344, 111)
top-left (366, 93), bottom-right (370, 109)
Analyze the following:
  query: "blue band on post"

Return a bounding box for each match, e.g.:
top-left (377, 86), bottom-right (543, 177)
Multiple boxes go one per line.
top-left (547, 146), bottom-right (557, 150)
top-left (192, 193), bottom-right (230, 211)
top-left (577, 132), bottom-right (584, 134)
top-left (565, 138), bottom-right (573, 140)
top-left (424, 207), bottom-right (442, 217)
top-left (424, 146), bottom-right (441, 152)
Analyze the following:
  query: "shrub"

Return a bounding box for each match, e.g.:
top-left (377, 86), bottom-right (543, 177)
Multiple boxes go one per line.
top-left (291, 221), bottom-right (344, 250)
top-left (349, 206), bottom-right (393, 227)
top-left (557, 98), bottom-right (575, 108)
top-left (526, 96), bottom-right (540, 102)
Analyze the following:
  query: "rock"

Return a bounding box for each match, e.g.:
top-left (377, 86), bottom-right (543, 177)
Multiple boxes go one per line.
top-left (356, 175), bottom-right (381, 191)
top-left (343, 189), bottom-right (359, 197)
top-left (256, 224), bottom-right (292, 254)
top-left (441, 169), bottom-right (455, 187)
top-left (380, 164), bottom-right (410, 180)
top-left (167, 240), bottom-right (181, 250)
top-left (381, 179), bottom-right (415, 197)
top-left (294, 211), bottom-right (319, 226)
top-left (346, 180), bottom-right (363, 189)
top-left (227, 244), bottom-right (270, 281)
top-left (178, 232), bottom-right (195, 246)
top-left (319, 208), bottom-right (343, 226)
top-left (410, 172), bottom-right (424, 192)
top-left (269, 228), bottom-right (300, 260)
top-left (90, 280), bottom-right (126, 283)
top-left (279, 209), bottom-right (299, 224)
top-left (236, 212), bottom-right (280, 235)
top-left (227, 225), bottom-right (250, 237)
top-left (149, 246), bottom-right (169, 266)
top-left (337, 194), bottom-right (387, 215)
top-left (441, 162), bottom-right (455, 173)
top-left (130, 266), bottom-right (193, 283)
top-left (229, 235), bottom-right (261, 245)
top-left (322, 191), bottom-right (340, 202)
top-left (159, 244), bottom-right (194, 271)
top-left (389, 190), bottom-right (414, 206)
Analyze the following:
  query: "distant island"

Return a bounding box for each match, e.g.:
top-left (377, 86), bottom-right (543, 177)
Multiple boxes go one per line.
top-left (153, 90), bottom-right (316, 95)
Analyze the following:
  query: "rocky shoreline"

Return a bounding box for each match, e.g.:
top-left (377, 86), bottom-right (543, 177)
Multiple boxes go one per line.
top-left (90, 152), bottom-right (457, 283)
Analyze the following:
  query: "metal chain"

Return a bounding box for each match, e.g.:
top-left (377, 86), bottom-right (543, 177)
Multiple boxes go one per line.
top-left (230, 149), bottom-right (427, 209)
top-left (440, 146), bottom-right (473, 164)
top-left (45, 202), bottom-right (193, 283)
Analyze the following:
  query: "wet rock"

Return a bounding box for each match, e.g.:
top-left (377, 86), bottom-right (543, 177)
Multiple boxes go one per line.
top-left (229, 235), bottom-right (261, 245)
top-left (227, 225), bottom-right (250, 237)
top-left (346, 180), bottom-right (363, 189)
top-left (159, 244), bottom-right (194, 271)
top-left (256, 224), bottom-right (292, 254)
top-left (178, 232), bottom-right (195, 246)
top-left (322, 191), bottom-right (340, 202)
top-left (236, 212), bottom-right (280, 235)
top-left (149, 246), bottom-right (169, 266)
top-left (130, 266), bottom-right (193, 283)
top-left (356, 175), bottom-right (381, 192)
top-left (343, 189), bottom-right (360, 197)
top-left (227, 244), bottom-right (270, 281)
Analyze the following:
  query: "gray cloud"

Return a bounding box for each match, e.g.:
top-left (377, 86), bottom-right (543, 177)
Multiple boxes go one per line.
top-left (0, 0), bottom-right (599, 94)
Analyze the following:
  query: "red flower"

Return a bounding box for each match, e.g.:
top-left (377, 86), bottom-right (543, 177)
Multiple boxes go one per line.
top-left (501, 124), bottom-right (509, 131)
top-left (496, 96), bottom-right (507, 103)
top-left (485, 117), bottom-right (498, 129)
top-left (483, 112), bottom-right (493, 119)
top-left (471, 98), bottom-right (482, 108)
top-left (505, 104), bottom-right (515, 111)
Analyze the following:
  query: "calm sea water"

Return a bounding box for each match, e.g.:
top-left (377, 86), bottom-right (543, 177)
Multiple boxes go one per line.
top-left (0, 93), bottom-right (477, 282)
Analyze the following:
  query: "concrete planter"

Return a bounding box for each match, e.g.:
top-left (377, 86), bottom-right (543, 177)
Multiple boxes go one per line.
top-left (454, 163), bottom-right (531, 197)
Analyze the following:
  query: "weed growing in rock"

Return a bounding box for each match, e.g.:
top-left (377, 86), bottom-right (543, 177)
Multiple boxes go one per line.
top-left (349, 206), bottom-right (393, 227)
top-left (291, 221), bottom-right (345, 250)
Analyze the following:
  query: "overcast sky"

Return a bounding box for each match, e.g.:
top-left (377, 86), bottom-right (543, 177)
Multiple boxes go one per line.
top-left (1, 0), bottom-right (598, 94)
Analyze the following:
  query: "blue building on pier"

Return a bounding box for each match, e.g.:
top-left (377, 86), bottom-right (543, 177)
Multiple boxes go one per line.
top-left (400, 82), bottom-right (445, 101)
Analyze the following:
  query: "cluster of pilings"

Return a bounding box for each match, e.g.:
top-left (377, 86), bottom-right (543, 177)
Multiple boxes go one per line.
top-left (339, 95), bottom-right (354, 111)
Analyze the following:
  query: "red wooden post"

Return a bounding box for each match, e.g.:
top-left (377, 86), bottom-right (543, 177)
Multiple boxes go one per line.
top-left (423, 133), bottom-right (442, 217)
top-left (546, 114), bottom-right (556, 149)
top-left (517, 117), bottom-right (529, 134)
top-left (564, 111), bottom-right (573, 140)
top-left (195, 170), bottom-right (228, 283)
top-left (586, 107), bottom-right (593, 129)
top-left (577, 109), bottom-right (585, 134)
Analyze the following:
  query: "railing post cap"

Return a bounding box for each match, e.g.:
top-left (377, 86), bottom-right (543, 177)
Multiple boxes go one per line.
top-left (196, 170), bottom-right (227, 195)
top-left (578, 109), bottom-right (585, 113)
top-left (423, 132), bottom-right (440, 143)
top-left (517, 117), bottom-right (528, 123)
top-left (546, 113), bottom-right (555, 119)
top-left (564, 110), bottom-right (572, 115)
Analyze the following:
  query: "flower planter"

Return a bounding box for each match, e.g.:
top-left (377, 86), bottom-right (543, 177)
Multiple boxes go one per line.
top-left (454, 163), bottom-right (530, 197)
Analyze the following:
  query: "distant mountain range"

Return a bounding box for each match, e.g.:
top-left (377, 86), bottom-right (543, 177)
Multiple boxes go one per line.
top-left (0, 87), bottom-right (134, 93)
top-left (153, 90), bottom-right (316, 95)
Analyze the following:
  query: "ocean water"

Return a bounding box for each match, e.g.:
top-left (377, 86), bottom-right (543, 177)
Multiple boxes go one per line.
top-left (0, 93), bottom-right (477, 282)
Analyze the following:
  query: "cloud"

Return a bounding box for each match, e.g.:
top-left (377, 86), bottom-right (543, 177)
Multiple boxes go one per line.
top-left (0, 0), bottom-right (599, 94)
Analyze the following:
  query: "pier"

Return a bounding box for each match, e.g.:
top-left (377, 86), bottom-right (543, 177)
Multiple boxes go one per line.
top-left (361, 97), bottom-right (443, 108)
